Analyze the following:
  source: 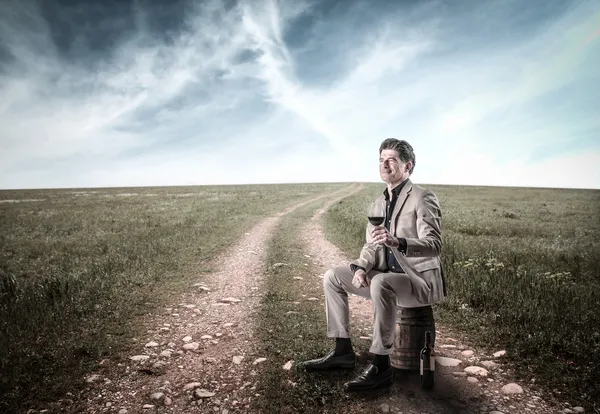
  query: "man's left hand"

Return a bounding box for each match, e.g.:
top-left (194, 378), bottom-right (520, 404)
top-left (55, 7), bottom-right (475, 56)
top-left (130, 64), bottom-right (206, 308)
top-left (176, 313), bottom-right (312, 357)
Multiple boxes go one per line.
top-left (370, 226), bottom-right (399, 248)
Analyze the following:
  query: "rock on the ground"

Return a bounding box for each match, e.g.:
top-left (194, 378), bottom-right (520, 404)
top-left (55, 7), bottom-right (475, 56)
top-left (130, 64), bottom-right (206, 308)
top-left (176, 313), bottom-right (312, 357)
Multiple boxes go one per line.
top-left (183, 382), bottom-right (203, 391)
top-left (464, 366), bottom-right (489, 376)
top-left (501, 383), bottom-right (523, 394)
top-left (283, 360), bottom-right (293, 370)
top-left (452, 371), bottom-right (467, 377)
top-left (194, 389), bottom-right (215, 399)
top-left (118, 410), bottom-right (127, 414)
top-left (164, 396), bottom-right (172, 406)
top-left (182, 342), bottom-right (200, 351)
top-left (150, 392), bottom-right (164, 404)
top-left (223, 323), bottom-right (234, 328)
top-left (493, 350), bottom-right (507, 358)
top-left (379, 403), bottom-right (390, 413)
top-left (130, 355), bottom-right (150, 362)
top-left (253, 358), bottom-right (267, 365)
top-left (152, 361), bottom-right (167, 370)
top-left (220, 297), bottom-right (241, 303)
top-left (182, 336), bottom-right (192, 342)
top-left (489, 411), bottom-right (505, 414)
top-left (85, 374), bottom-right (101, 383)
top-left (437, 356), bottom-right (462, 367)
top-left (160, 350), bottom-right (172, 357)
top-left (481, 360), bottom-right (499, 369)
top-left (461, 350), bottom-right (474, 357)
top-left (233, 356), bottom-right (244, 364)
top-left (142, 405), bottom-right (154, 409)
top-left (293, 276), bottom-right (303, 280)
top-left (573, 407), bottom-right (585, 413)
top-left (145, 341), bottom-right (159, 348)
top-left (467, 377), bottom-right (479, 383)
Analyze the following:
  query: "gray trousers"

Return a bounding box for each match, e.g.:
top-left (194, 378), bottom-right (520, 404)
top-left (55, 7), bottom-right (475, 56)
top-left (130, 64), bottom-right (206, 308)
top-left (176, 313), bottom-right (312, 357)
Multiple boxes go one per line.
top-left (323, 266), bottom-right (423, 355)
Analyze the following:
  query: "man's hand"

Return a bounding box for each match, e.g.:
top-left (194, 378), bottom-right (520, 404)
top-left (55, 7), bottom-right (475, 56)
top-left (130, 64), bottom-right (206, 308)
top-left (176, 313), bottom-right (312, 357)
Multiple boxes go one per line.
top-left (352, 269), bottom-right (369, 289)
top-left (370, 226), bottom-right (399, 248)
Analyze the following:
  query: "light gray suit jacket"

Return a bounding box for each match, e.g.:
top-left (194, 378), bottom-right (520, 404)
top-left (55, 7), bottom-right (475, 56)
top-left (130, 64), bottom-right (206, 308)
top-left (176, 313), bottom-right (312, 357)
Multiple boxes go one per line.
top-left (350, 179), bottom-right (447, 306)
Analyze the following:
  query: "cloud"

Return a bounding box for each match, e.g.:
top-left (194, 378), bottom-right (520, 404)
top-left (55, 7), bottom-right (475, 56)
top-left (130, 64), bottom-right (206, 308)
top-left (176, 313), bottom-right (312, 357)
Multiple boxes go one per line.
top-left (0, 0), bottom-right (598, 190)
top-left (430, 1), bottom-right (600, 139)
top-left (418, 150), bottom-right (600, 190)
top-left (1, 0), bottom-right (257, 167)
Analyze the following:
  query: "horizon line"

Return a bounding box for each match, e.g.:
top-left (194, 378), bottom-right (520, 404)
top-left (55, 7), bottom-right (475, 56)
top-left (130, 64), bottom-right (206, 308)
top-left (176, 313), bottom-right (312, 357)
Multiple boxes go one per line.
top-left (1, 181), bottom-right (598, 192)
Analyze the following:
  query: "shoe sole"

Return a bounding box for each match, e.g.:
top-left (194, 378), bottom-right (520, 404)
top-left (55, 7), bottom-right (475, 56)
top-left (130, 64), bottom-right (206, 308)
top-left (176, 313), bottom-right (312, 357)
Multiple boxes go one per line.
top-left (344, 377), bottom-right (394, 392)
top-left (304, 362), bottom-right (356, 372)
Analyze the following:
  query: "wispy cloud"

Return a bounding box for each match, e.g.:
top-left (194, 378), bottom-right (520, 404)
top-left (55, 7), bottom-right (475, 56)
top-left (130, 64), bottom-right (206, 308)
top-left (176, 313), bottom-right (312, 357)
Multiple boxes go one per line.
top-left (0, 0), bottom-right (598, 189)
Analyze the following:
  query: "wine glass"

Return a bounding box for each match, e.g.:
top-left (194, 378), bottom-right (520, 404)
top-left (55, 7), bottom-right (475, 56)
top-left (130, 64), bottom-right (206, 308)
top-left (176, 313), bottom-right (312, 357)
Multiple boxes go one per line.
top-left (367, 200), bottom-right (386, 247)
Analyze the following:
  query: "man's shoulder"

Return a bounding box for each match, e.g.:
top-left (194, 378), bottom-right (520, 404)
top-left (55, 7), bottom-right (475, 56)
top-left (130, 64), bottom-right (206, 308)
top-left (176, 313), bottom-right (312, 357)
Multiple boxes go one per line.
top-left (409, 181), bottom-right (436, 197)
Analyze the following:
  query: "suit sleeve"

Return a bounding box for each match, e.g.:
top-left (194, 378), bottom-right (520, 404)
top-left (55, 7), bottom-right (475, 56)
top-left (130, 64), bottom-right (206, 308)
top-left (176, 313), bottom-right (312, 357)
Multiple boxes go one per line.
top-left (403, 189), bottom-right (442, 257)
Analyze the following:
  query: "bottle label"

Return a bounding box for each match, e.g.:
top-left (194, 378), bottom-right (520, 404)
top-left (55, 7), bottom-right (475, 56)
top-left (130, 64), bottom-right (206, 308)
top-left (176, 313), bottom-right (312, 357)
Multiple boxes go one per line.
top-left (420, 358), bottom-right (423, 375)
top-left (431, 356), bottom-right (435, 371)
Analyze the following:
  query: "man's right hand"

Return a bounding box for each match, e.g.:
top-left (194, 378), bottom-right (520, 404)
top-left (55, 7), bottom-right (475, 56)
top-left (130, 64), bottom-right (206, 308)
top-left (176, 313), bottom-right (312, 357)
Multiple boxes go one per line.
top-left (352, 269), bottom-right (369, 289)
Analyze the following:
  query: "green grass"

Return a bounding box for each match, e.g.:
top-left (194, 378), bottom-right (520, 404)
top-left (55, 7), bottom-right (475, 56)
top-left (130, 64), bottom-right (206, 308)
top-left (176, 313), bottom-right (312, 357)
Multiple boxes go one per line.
top-left (323, 183), bottom-right (600, 411)
top-left (0, 183), bottom-right (346, 413)
top-left (3, 182), bottom-right (599, 412)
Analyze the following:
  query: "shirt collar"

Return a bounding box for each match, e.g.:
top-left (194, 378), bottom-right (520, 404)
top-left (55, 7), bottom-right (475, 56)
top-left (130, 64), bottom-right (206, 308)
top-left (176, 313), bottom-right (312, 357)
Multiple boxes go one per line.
top-left (383, 178), bottom-right (409, 201)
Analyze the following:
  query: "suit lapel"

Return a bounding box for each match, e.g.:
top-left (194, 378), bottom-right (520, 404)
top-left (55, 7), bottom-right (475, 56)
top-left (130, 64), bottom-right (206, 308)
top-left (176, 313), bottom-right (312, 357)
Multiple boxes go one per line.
top-left (391, 179), bottom-right (412, 234)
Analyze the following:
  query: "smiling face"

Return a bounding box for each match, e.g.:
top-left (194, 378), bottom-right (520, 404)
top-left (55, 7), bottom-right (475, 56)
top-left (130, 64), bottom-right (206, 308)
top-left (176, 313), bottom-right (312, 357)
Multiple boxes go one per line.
top-left (379, 149), bottom-right (411, 186)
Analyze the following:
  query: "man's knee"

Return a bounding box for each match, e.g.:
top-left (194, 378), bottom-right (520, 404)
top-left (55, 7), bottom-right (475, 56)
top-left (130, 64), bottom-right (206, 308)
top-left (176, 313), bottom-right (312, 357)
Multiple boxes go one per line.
top-left (324, 266), bottom-right (349, 290)
top-left (369, 275), bottom-right (382, 293)
top-left (323, 268), bottom-right (337, 289)
top-left (369, 275), bottom-right (394, 298)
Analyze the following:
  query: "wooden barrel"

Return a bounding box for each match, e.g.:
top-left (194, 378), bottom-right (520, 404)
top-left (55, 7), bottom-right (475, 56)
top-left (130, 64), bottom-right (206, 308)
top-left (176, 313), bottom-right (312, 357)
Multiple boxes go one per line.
top-left (390, 306), bottom-right (436, 371)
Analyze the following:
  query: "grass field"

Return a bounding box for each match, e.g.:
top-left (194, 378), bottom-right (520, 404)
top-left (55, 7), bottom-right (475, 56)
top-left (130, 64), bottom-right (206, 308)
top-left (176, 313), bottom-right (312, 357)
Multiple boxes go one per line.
top-left (323, 183), bottom-right (600, 410)
top-left (0, 183), bottom-right (346, 412)
top-left (1, 183), bottom-right (599, 412)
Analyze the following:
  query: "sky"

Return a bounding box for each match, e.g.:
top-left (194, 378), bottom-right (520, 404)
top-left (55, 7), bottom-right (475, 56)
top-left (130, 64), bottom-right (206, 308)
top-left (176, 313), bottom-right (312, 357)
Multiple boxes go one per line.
top-left (0, 0), bottom-right (599, 190)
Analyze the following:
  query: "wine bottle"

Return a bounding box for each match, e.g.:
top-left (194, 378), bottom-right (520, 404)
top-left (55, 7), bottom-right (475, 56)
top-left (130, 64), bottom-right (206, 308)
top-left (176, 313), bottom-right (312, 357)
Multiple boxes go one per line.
top-left (420, 330), bottom-right (435, 389)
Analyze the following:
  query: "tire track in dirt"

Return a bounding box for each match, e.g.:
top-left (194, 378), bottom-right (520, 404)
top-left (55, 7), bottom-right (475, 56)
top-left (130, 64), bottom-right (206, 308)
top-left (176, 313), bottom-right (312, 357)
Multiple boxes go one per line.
top-left (56, 185), bottom-right (360, 414)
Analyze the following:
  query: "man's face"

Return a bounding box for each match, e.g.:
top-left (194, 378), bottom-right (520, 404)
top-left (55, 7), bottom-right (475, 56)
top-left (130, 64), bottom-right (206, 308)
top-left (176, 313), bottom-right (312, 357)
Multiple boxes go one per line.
top-left (379, 149), bottom-right (410, 184)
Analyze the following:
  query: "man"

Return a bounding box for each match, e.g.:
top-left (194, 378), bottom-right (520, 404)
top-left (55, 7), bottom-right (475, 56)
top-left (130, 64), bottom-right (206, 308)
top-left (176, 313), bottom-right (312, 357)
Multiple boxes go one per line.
top-left (302, 138), bottom-right (447, 392)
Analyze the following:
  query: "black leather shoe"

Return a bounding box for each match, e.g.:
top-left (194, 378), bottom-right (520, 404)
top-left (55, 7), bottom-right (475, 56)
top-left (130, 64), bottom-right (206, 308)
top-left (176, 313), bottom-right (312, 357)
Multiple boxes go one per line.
top-left (302, 349), bottom-right (356, 371)
top-left (344, 364), bottom-right (394, 392)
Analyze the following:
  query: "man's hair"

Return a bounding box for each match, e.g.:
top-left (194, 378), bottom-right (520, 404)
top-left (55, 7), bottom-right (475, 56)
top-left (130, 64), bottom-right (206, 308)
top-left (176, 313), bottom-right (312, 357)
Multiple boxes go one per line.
top-left (379, 138), bottom-right (415, 174)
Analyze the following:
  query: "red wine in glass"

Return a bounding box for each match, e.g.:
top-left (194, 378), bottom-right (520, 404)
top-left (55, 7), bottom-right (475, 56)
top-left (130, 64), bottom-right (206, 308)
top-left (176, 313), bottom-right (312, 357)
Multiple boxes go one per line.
top-left (368, 216), bottom-right (384, 226)
top-left (368, 200), bottom-right (386, 227)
